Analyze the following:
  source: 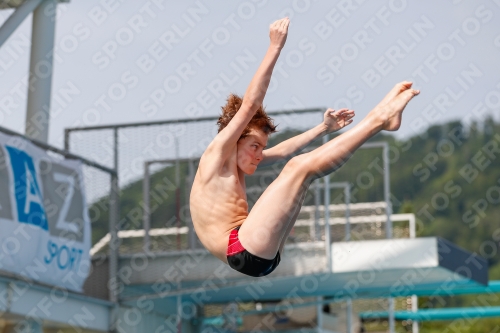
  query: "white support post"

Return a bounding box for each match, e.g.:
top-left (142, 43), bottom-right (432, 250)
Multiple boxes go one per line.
top-left (346, 298), bottom-right (353, 333)
top-left (316, 296), bottom-right (323, 333)
top-left (412, 295), bottom-right (419, 333)
top-left (409, 214), bottom-right (416, 238)
top-left (0, 0), bottom-right (44, 48)
top-left (25, 0), bottom-right (57, 143)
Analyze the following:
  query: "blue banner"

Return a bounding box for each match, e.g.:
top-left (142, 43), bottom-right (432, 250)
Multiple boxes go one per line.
top-left (0, 133), bottom-right (91, 292)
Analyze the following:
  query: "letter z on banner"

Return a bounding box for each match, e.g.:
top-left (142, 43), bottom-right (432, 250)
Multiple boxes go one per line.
top-left (0, 133), bottom-right (91, 292)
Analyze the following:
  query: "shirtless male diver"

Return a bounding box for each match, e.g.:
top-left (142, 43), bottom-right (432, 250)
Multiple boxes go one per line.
top-left (190, 17), bottom-right (420, 277)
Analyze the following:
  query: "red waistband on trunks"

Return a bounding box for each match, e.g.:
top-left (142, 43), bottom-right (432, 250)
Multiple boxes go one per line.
top-left (227, 227), bottom-right (246, 256)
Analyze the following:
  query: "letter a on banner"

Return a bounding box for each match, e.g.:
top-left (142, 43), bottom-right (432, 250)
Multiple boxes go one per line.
top-left (5, 146), bottom-right (48, 230)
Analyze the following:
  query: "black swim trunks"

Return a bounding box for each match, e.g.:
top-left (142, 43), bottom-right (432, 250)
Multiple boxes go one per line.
top-left (226, 226), bottom-right (281, 277)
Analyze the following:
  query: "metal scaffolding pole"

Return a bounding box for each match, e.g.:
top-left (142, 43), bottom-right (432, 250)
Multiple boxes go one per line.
top-left (177, 295), bottom-right (182, 333)
top-left (187, 159), bottom-right (196, 249)
top-left (143, 162), bottom-right (151, 252)
top-left (109, 128), bottom-right (120, 332)
top-left (383, 142), bottom-right (395, 333)
top-left (410, 213), bottom-right (419, 333)
top-left (344, 184), bottom-right (352, 333)
top-left (344, 184), bottom-right (351, 242)
top-left (359, 142), bottom-right (394, 333)
top-left (109, 128), bottom-right (119, 302)
top-left (322, 134), bottom-right (331, 271)
top-left (0, 0), bottom-right (44, 48)
top-left (175, 138), bottom-right (181, 250)
top-left (25, 0), bottom-right (57, 142)
top-left (346, 298), bottom-right (353, 333)
top-left (313, 178), bottom-right (320, 241)
top-left (383, 142), bottom-right (392, 238)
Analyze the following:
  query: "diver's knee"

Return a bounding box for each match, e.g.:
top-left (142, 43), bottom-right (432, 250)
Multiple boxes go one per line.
top-left (282, 156), bottom-right (308, 176)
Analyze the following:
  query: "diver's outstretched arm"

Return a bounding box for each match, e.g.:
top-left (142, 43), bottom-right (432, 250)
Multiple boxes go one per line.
top-left (212, 18), bottom-right (290, 154)
top-left (261, 108), bottom-right (355, 165)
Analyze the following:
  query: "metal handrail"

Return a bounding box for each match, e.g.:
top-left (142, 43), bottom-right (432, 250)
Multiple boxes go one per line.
top-left (64, 107), bottom-right (326, 132)
top-left (0, 125), bottom-right (116, 175)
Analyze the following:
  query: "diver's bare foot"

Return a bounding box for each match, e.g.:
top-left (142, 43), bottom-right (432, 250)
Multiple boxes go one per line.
top-left (370, 81), bottom-right (420, 131)
top-left (379, 81), bottom-right (414, 106)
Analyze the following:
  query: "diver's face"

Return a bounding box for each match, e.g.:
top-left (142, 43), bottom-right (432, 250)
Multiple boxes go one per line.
top-left (237, 128), bottom-right (268, 175)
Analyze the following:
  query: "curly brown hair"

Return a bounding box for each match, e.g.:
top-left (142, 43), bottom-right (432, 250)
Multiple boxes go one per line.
top-left (217, 93), bottom-right (277, 139)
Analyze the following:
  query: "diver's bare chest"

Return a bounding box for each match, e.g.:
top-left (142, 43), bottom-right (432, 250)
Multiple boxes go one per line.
top-left (215, 176), bottom-right (246, 200)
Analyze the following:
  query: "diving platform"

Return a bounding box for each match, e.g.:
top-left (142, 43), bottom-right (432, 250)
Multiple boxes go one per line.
top-left (85, 237), bottom-right (488, 310)
top-left (0, 275), bottom-right (112, 332)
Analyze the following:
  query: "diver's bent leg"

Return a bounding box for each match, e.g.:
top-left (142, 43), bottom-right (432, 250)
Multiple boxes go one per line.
top-left (238, 83), bottom-right (419, 259)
